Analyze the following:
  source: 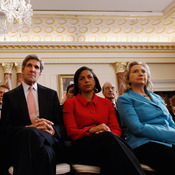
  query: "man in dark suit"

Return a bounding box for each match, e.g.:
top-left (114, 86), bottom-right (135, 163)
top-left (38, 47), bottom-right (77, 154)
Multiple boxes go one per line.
top-left (0, 85), bottom-right (10, 175)
top-left (0, 85), bottom-right (9, 119)
top-left (0, 55), bottom-right (66, 175)
top-left (102, 82), bottom-right (127, 139)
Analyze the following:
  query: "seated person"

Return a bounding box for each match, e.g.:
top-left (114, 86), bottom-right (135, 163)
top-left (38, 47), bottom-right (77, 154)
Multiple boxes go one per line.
top-left (0, 85), bottom-right (9, 119)
top-left (102, 82), bottom-right (127, 139)
top-left (0, 55), bottom-right (66, 175)
top-left (63, 66), bottom-right (145, 175)
top-left (65, 84), bottom-right (74, 100)
top-left (61, 84), bottom-right (75, 146)
top-left (60, 84), bottom-right (74, 110)
top-left (0, 85), bottom-right (11, 175)
top-left (117, 61), bottom-right (175, 175)
top-left (170, 105), bottom-right (175, 121)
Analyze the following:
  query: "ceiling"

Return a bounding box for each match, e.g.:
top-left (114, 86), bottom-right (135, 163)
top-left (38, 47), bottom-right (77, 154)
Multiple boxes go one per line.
top-left (31, 0), bottom-right (174, 15)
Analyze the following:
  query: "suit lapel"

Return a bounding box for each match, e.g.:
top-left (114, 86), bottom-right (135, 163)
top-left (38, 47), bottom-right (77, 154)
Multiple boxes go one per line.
top-left (37, 84), bottom-right (48, 117)
top-left (147, 91), bottom-right (162, 107)
top-left (14, 84), bottom-right (31, 123)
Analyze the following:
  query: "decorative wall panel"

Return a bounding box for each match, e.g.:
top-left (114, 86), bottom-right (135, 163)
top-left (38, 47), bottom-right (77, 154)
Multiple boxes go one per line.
top-left (0, 5), bottom-right (175, 42)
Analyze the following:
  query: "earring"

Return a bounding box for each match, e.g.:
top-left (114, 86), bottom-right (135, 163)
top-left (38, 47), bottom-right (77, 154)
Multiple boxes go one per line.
top-left (94, 87), bottom-right (98, 93)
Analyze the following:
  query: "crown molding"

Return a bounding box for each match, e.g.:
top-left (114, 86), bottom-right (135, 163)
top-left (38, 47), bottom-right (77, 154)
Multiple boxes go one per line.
top-left (33, 1), bottom-right (175, 18)
top-left (0, 42), bottom-right (175, 52)
top-left (152, 79), bottom-right (175, 91)
top-left (33, 10), bottom-right (164, 17)
top-left (0, 57), bottom-right (174, 64)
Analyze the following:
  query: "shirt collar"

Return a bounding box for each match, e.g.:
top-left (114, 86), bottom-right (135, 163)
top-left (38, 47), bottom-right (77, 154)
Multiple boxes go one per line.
top-left (22, 81), bottom-right (37, 93)
top-left (76, 93), bottom-right (98, 106)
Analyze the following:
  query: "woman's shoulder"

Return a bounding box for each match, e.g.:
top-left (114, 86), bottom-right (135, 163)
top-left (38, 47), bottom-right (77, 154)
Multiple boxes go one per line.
top-left (64, 96), bottom-right (77, 105)
top-left (117, 92), bottom-right (130, 100)
top-left (63, 97), bottom-right (78, 112)
top-left (117, 92), bottom-right (133, 106)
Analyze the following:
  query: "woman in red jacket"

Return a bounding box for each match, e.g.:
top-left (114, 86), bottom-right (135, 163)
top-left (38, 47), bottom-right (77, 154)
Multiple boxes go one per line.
top-left (63, 66), bottom-right (145, 175)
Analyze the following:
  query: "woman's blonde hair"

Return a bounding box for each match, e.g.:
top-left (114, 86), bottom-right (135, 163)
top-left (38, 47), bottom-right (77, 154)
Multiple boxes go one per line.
top-left (124, 61), bottom-right (153, 92)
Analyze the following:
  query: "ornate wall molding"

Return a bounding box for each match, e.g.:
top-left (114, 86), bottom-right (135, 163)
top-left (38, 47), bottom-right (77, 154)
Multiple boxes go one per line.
top-left (113, 62), bottom-right (128, 95)
top-left (152, 79), bottom-right (175, 91)
top-left (2, 63), bottom-right (14, 74)
top-left (113, 62), bottom-right (128, 73)
top-left (0, 3), bottom-right (175, 42)
top-left (1, 63), bottom-right (13, 90)
top-left (0, 42), bottom-right (175, 52)
top-left (15, 62), bottom-right (22, 73)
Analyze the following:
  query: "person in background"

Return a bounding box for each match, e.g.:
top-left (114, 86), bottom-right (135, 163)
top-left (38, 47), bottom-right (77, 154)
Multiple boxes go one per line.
top-left (0, 54), bottom-right (66, 175)
top-left (117, 61), bottom-right (175, 175)
top-left (102, 82), bottom-right (117, 106)
top-left (65, 84), bottom-right (74, 99)
top-left (0, 85), bottom-right (9, 119)
top-left (102, 82), bottom-right (127, 139)
top-left (0, 85), bottom-right (10, 175)
top-left (170, 105), bottom-right (175, 121)
top-left (61, 84), bottom-right (75, 146)
top-left (63, 66), bottom-right (145, 175)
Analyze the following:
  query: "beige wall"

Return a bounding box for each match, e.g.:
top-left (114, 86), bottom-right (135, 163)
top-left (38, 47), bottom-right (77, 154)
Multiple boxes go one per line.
top-left (0, 43), bottom-right (174, 103)
top-left (37, 63), bottom-right (117, 99)
top-left (0, 59), bottom-right (174, 101)
top-left (149, 63), bottom-right (175, 80)
top-left (39, 62), bottom-right (175, 97)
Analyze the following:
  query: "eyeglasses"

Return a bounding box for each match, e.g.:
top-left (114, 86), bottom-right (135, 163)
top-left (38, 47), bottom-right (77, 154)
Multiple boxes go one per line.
top-left (104, 87), bottom-right (115, 90)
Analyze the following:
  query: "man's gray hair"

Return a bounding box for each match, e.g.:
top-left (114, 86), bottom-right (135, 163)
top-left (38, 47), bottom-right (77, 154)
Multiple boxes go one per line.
top-left (22, 54), bottom-right (44, 73)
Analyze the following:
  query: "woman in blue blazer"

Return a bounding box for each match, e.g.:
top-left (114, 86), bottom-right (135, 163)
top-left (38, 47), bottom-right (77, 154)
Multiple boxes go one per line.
top-left (117, 61), bottom-right (175, 175)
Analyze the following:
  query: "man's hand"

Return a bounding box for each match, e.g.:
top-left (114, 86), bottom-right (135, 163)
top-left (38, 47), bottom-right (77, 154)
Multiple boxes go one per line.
top-left (88, 123), bottom-right (111, 134)
top-left (27, 118), bottom-right (55, 135)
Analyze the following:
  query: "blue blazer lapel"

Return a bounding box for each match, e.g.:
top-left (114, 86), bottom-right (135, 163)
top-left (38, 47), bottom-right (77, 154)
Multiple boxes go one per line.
top-left (128, 89), bottom-right (149, 103)
top-left (128, 89), bottom-right (161, 108)
top-left (147, 91), bottom-right (163, 108)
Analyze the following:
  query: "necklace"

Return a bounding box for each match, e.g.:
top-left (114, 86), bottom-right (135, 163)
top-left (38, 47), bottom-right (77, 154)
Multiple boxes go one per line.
top-left (143, 94), bottom-right (148, 97)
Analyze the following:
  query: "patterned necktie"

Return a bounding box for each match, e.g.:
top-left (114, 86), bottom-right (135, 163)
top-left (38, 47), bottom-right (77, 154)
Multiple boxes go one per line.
top-left (27, 86), bottom-right (36, 123)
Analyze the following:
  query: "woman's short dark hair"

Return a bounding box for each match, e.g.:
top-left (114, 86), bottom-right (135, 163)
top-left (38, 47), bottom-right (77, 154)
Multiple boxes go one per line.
top-left (74, 66), bottom-right (101, 96)
top-left (22, 54), bottom-right (44, 73)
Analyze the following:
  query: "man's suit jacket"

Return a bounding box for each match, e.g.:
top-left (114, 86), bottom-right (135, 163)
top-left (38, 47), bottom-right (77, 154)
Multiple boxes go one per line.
top-left (0, 83), bottom-right (64, 144)
top-left (113, 103), bottom-right (127, 140)
top-left (117, 89), bottom-right (175, 149)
